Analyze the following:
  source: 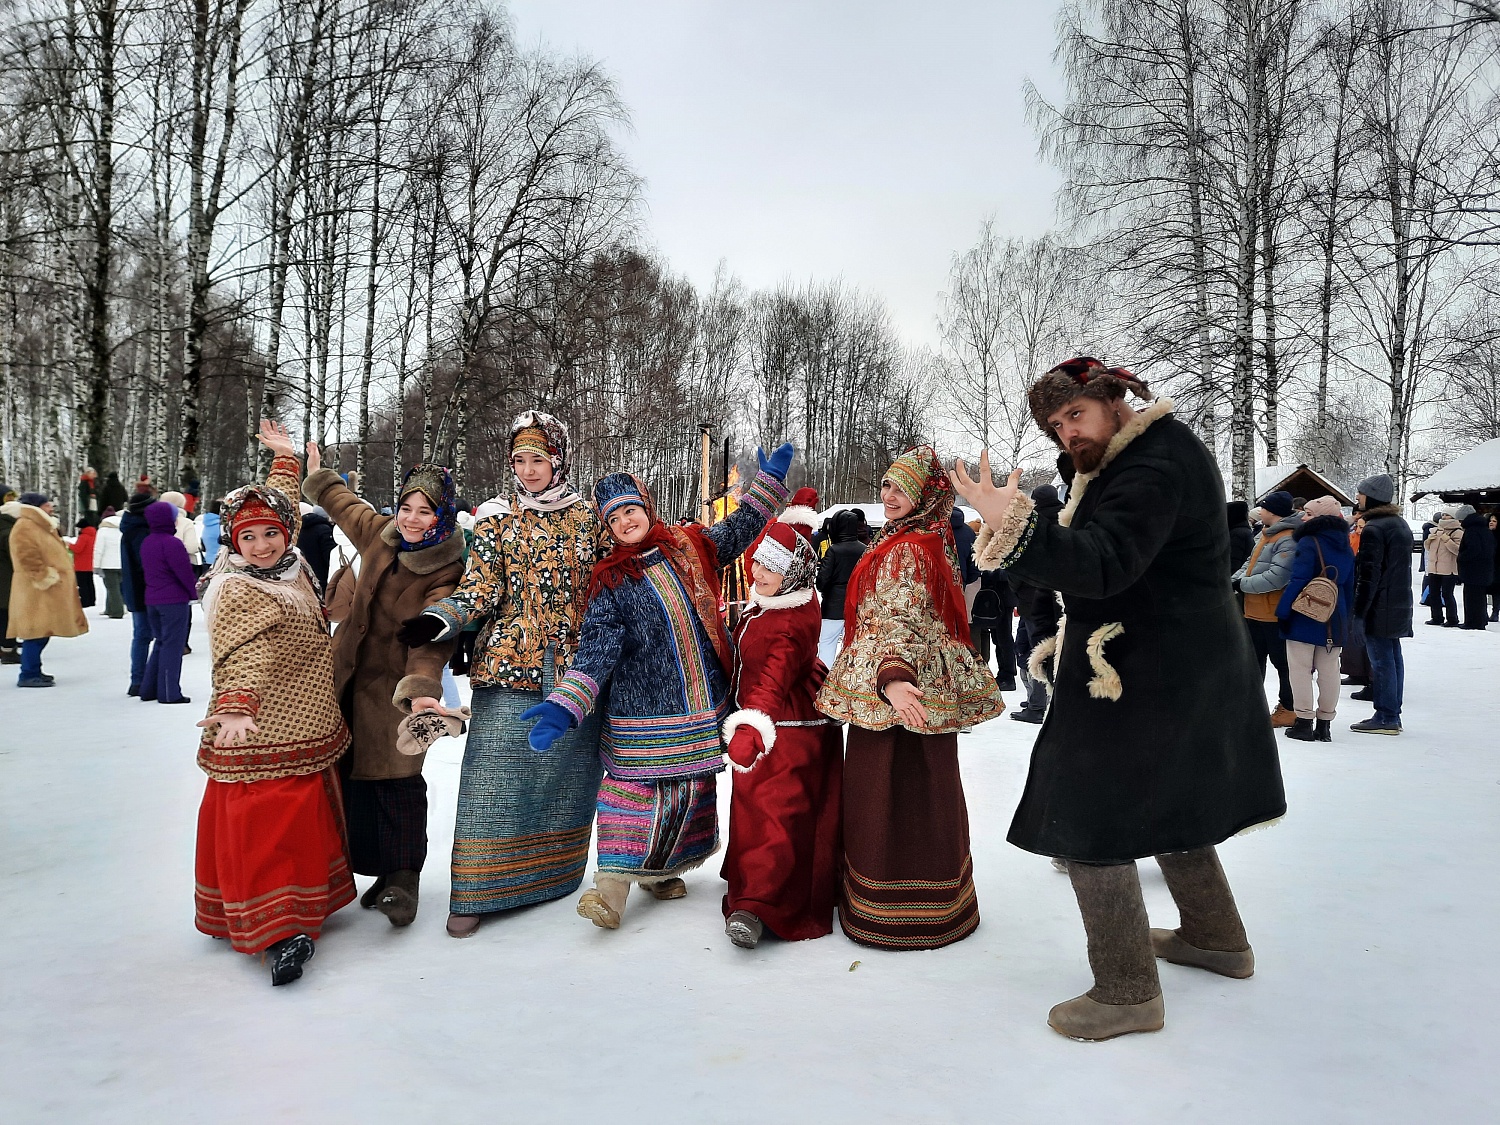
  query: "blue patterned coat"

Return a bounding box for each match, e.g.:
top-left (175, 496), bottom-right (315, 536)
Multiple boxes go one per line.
top-left (547, 471), bottom-right (788, 781)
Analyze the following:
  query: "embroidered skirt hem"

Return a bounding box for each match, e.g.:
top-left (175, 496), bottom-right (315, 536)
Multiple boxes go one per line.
top-left (595, 774), bottom-right (719, 881)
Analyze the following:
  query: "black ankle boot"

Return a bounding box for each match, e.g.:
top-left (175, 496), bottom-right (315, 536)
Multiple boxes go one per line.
top-left (1284, 717), bottom-right (1317, 741)
top-left (268, 934), bottom-right (315, 986)
top-left (1314, 719), bottom-right (1332, 742)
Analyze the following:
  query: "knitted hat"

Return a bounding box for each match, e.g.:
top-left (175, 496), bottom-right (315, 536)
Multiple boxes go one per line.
top-left (160, 490), bottom-right (186, 509)
top-left (1356, 473), bottom-right (1395, 505)
top-left (1454, 503), bottom-right (1477, 521)
top-left (780, 487), bottom-right (820, 539)
top-left (1258, 491), bottom-right (1294, 519)
top-left (228, 495), bottom-right (290, 540)
top-left (1027, 356), bottom-right (1153, 444)
top-left (751, 520), bottom-right (819, 596)
top-left (883, 448), bottom-right (931, 506)
top-left (18, 491), bottom-right (48, 507)
top-left (126, 491), bottom-right (154, 515)
top-left (1303, 496), bottom-right (1343, 520)
top-left (594, 472), bottom-right (653, 524)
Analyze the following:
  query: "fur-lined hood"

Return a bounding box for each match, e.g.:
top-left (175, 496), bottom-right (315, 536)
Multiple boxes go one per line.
top-left (1058, 398), bottom-right (1176, 527)
top-left (1293, 513), bottom-right (1350, 541)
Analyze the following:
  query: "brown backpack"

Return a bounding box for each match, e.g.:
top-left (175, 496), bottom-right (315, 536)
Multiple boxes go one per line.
top-left (1290, 538), bottom-right (1340, 646)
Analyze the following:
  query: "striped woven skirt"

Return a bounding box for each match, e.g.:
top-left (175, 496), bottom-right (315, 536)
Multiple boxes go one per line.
top-left (595, 774), bottom-right (719, 882)
top-left (194, 766), bottom-right (356, 954)
top-left (839, 725), bottom-right (980, 950)
top-left (449, 685), bottom-right (604, 915)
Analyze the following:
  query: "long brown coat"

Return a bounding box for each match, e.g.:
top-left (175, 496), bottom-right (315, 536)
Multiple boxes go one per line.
top-left (304, 469), bottom-right (464, 780)
top-left (5, 502), bottom-right (88, 640)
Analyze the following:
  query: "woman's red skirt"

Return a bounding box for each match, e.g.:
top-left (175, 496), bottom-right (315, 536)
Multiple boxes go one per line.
top-left (194, 767), bottom-right (356, 954)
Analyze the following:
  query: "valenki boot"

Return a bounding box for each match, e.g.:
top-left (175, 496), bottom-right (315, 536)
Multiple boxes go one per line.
top-left (1151, 847), bottom-right (1254, 978)
top-left (1049, 861), bottom-right (1164, 1041)
top-left (577, 875), bottom-right (631, 930)
top-left (726, 910), bottom-right (764, 948)
top-left (376, 870), bottom-right (420, 927)
top-left (645, 877), bottom-right (687, 900)
top-left (359, 875), bottom-right (388, 909)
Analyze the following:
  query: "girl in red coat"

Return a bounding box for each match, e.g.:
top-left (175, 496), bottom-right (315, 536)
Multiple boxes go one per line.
top-left (720, 496), bottom-right (843, 948)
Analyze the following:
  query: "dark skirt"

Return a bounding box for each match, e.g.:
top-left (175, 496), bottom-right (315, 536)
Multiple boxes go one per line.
top-left (838, 725), bottom-right (979, 950)
top-left (340, 752), bottom-right (428, 877)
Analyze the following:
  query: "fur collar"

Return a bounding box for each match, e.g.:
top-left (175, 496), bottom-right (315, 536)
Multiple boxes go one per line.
top-left (1058, 398), bottom-right (1176, 527)
top-left (1294, 514), bottom-right (1350, 540)
top-left (778, 505), bottom-right (820, 530)
top-left (747, 585), bottom-right (815, 611)
top-left (0, 501), bottom-right (22, 519)
top-left (379, 520), bottom-right (466, 573)
top-left (13, 503), bottom-right (60, 531)
top-left (1361, 503), bottom-right (1403, 522)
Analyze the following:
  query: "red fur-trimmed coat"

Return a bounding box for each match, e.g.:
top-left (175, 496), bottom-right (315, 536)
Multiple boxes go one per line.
top-left (719, 585), bottom-right (842, 941)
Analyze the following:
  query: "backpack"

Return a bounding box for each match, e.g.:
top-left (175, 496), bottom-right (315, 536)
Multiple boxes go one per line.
top-left (1290, 537), bottom-right (1340, 646)
top-left (971, 586), bottom-right (1003, 625)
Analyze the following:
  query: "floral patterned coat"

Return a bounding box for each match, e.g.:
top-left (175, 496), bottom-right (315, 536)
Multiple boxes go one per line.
top-left (816, 535), bottom-right (1004, 733)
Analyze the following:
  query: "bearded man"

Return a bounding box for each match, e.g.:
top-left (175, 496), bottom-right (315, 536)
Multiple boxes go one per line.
top-left (951, 357), bottom-right (1286, 1042)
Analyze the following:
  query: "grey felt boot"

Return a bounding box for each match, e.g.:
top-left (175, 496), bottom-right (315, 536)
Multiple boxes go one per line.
top-left (1151, 847), bottom-right (1254, 978)
top-left (376, 869), bottom-right (420, 927)
top-left (1048, 861), bottom-right (1164, 1041)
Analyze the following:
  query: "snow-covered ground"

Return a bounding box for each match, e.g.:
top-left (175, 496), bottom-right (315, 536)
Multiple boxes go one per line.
top-left (3, 585), bottom-right (1497, 1124)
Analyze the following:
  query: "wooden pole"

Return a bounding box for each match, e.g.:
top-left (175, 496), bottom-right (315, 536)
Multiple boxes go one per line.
top-left (699, 423), bottom-right (713, 525)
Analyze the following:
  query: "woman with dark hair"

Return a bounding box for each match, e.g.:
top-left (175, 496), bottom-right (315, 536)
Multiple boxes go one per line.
top-left (302, 444), bottom-right (466, 928)
top-left (817, 446), bottom-right (1005, 950)
top-left (814, 509), bottom-right (866, 667)
top-left (523, 444), bottom-right (794, 930)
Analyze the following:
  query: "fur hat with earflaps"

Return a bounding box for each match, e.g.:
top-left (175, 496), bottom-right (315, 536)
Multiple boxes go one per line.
top-left (1027, 357), bottom-right (1154, 445)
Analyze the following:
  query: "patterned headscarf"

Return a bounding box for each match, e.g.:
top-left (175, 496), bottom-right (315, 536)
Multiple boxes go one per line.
top-left (751, 522), bottom-right (818, 596)
top-left (199, 476), bottom-right (319, 618)
top-left (223, 481), bottom-right (299, 544)
top-left (846, 444), bottom-right (970, 647)
top-left (510, 409), bottom-right (582, 512)
top-left (396, 464), bottom-right (457, 551)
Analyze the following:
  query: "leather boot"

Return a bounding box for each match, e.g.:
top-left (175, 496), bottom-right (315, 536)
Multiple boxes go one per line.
top-left (645, 877), bottom-right (687, 900)
top-left (577, 875), bottom-right (630, 930)
top-left (376, 869), bottom-right (420, 927)
top-left (1315, 719), bottom-right (1332, 742)
top-left (1049, 861), bottom-right (1164, 1041)
top-left (1269, 705), bottom-right (1296, 728)
top-left (1284, 717), bottom-right (1316, 741)
top-left (1152, 847), bottom-right (1253, 977)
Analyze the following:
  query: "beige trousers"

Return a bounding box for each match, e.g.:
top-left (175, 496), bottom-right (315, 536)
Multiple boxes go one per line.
top-left (1286, 640), bottom-right (1341, 720)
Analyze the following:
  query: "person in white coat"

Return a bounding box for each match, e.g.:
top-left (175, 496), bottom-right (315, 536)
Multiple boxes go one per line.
top-left (93, 509), bottom-right (126, 618)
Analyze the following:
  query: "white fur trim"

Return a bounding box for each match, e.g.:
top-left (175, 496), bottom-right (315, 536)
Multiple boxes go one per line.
top-left (779, 505), bottom-right (820, 530)
top-left (974, 493), bottom-right (1036, 570)
top-left (1085, 622), bottom-right (1125, 701)
top-left (753, 534), bottom-right (796, 574)
top-left (1028, 633), bottom-right (1059, 690)
top-left (1235, 815), bottom-right (1284, 837)
top-left (747, 585), bottom-right (815, 610)
top-left (722, 707), bottom-right (776, 772)
top-left (1059, 397), bottom-right (1176, 528)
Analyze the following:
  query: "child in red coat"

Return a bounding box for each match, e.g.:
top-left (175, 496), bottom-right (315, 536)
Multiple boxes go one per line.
top-left (720, 495), bottom-right (843, 948)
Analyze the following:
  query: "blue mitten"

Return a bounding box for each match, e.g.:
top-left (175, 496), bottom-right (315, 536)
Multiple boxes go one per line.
top-left (520, 701), bottom-right (573, 753)
top-left (757, 442), bottom-right (795, 481)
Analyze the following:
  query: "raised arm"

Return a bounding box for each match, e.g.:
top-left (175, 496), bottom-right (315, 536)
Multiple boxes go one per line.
top-left (303, 466), bottom-right (386, 556)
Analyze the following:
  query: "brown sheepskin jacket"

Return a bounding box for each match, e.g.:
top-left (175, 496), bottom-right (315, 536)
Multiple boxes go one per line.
top-left (4, 502), bottom-right (88, 641)
top-left (304, 468), bottom-right (464, 781)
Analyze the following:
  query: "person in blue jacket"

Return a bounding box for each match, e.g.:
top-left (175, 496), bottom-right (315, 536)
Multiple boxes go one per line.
top-left (522, 443), bottom-right (794, 931)
top-left (1276, 495), bottom-right (1357, 743)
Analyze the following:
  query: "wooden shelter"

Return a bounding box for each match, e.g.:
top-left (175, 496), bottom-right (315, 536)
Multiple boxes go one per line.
top-left (1253, 464), bottom-right (1354, 508)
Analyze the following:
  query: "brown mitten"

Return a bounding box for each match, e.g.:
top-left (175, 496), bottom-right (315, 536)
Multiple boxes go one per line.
top-left (396, 706), bottom-right (471, 756)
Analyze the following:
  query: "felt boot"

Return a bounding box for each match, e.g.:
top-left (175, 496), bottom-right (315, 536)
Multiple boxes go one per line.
top-left (360, 876), bottom-right (388, 909)
top-left (1284, 717), bottom-right (1316, 741)
top-left (1152, 846), bottom-right (1253, 976)
top-left (376, 869), bottom-right (419, 927)
top-left (267, 933), bottom-right (315, 986)
top-left (1315, 719), bottom-right (1332, 742)
top-left (1049, 861), bottom-right (1163, 1041)
top-left (577, 875), bottom-right (630, 930)
top-left (645, 877), bottom-right (687, 901)
top-left (726, 910), bottom-right (764, 949)
top-left (446, 913), bottom-right (481, 939)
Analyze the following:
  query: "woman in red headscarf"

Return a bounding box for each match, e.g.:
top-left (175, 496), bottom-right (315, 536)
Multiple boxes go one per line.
top-left (192, 420), bottom-right (354, 986)
top-left (817, 446), bottom-right (1004, 950)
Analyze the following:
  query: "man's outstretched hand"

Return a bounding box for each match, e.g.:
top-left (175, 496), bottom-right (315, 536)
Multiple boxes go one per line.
top-left (949, 452), bottom-right (1023, 529)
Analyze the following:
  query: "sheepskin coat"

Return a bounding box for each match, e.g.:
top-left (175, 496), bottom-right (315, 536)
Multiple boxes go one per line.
top-left (4, 502), bottom-right (89, 640)
top-left (304, 468), bottom-right (464, 781)
top-left (974, 399), bottom-right (1286, 863)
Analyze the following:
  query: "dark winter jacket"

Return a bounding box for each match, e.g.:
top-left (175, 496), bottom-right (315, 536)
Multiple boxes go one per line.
top-left (118, 494), bottom-right (153, 613)
top-left (1008, 487), bottom-right (1063, 641)
top-left (1226, 501), bottom-right (1254, 574)
top-left (0, 505), bottom-right (15, 611)
top-left (970, 567), bottom-right (1015, 627)
top-left (1276, 515), bottom-right (1357, 648)
top-left (1457, 511), bottom-right (1495, 587)
top-left (950, 509), bottom-right (979, 586)
top-left (99, 472), bottom-right (129, 514)
top-left (816, 530), bottom-right (866, 621)
top-left (139, 501), bottom-right (197, 606)
top-left (975, 399), bottom-right (1286, 864)
top-left (1353, 504), bottom-right (1414, 639)
top-left (547, 471), bottom-right (786, 782)
top-left (297, 510), bottom-right (337, 588)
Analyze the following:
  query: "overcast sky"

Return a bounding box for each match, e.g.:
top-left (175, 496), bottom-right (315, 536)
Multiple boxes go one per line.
top-left (506, 1), bottom-right (1066, 347)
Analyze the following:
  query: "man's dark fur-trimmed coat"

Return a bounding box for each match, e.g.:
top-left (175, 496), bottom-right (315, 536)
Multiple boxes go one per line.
top-left (975, 400), bottom-right (1286, 863)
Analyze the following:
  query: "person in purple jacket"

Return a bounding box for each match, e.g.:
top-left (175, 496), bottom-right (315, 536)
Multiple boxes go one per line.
top-left (139, 500), bottom-right (195, 704)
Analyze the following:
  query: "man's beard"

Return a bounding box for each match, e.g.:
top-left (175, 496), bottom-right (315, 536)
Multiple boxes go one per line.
top-left (1068, 437), bottom-right (1110, 474)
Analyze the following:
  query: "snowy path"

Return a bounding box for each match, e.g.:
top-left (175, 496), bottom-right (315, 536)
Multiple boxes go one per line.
top-left (2, 593), bottom-right (1497, 1123)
